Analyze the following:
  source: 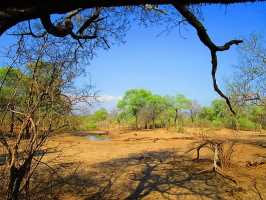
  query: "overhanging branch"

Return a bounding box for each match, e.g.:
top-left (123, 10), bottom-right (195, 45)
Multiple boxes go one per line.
top-left (40, 15), bottom-right (73, 37)
top-left (174, 3), bottom-right (243, 114)
top-left (77, 8), bottom-right (101, 34)
top-left (0, 0), bottom-right (265, 36)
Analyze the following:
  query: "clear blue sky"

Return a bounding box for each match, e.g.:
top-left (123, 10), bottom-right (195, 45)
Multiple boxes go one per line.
top-left (78, 3), bottom-right (266, 109)
top-left (1, 3), bottom-right (266, 110)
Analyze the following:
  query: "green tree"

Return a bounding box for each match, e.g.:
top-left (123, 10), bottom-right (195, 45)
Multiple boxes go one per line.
top-left (93, 108), bottom-right (108, 122)
top-left (117, 89), bottom-right (152, 129)
top-left (167, 94), bottom-right (191, 126)
top-left (0, 67), bottom-right (27, 102)
top-left (0, 67), bottom-right (27, 134)
top-left (198, 99), bottom-right (235, 127)
top-left (145, 95), bottom-right (168, 128)
top-left (248, 105), bottom-right (266, 129)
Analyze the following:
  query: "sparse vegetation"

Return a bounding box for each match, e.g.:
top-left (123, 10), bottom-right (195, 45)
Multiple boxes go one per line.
top-left (0, 1), bottom-right (266, 200)
top-left (72, 91), bottom-right (265, 133)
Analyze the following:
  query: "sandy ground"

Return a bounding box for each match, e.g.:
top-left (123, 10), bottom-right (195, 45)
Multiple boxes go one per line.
top-left (37, 128), bottom-right (266, 200)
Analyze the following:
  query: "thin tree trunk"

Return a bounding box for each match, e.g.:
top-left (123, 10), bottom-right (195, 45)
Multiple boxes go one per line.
top-left (190, 110), bottom-right (194, 123)
top-left (7, 157), bottom-right (32, 200)
top-left (135, 115), bottom-right (138, 130)
top-left (25, 124), bottom-right (30, 139)
top-left (174, 109), bottom-right (178, 127)
top-left (7, 166), bottom-right (22, 200)
top-left (10, 105), bottom-right (15, 137)
top-left (213, 144), bottom-right (219, 171)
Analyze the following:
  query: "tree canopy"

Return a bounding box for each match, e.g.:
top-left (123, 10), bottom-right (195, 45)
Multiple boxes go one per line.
top-left (0, 0), bottom-right (264, 37)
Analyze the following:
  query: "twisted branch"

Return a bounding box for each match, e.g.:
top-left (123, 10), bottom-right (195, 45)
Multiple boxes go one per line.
top-left (174, 3), bottom-right (243, 114)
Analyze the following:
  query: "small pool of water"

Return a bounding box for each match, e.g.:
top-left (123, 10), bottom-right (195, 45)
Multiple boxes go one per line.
top-left (86, 134), bottom-right (111, 141)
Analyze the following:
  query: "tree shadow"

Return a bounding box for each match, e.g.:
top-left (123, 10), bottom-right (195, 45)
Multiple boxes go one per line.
top-left (29, 149), bottom-right (247, 200)
top-left (0, 147), bottom-right (58, 165)
top-left (232, 138), bottom-right (266, 149)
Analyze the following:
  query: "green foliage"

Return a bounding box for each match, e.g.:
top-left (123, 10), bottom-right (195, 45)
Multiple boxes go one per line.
top-left (118, 89), bottom-right (153, 128)
top-left (164, 94), bottom-right (191, 112)
top-left (70, 108), bottom-right (110, 131)
top-left (211, 99), bottom-right (228, 119)
top-left (237, 116), bottom-right (257, 130)
top-left (0, 62), bottom-right (77, 134)
top-left (0, 67), bottom-right (27, 104)
top-left (92, 108), bottom-right (108, 122)
top-left (145, 95), bottom-right (168, 126)
top-left (118, 89), bottom-right (152, 116)
top-left (199, 107), bottom-right (215, 121)
top-left (198, 99), bottom-right (231, 127)
top-left (71, 88), bottom-right (266, 132)
top-left (212, 119), bottom-right (224, 128)
top-left (174, 94), bottom-right (192, 110)
top-left (197, 98), bottom-right (266, 130)
top-left (117, 89), bottom-right (195, 129)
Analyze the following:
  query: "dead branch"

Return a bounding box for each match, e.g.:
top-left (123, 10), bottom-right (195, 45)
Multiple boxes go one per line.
top-left (0, 1), bottom-right (265, 36)
top-left (173, 3), bottom-right (242, 114)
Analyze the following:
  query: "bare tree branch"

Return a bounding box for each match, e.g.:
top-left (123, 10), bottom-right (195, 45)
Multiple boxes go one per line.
top-left (40, 14), bottom-right (73, 37)
top-left (0, 0), bottom-right (265, 36)
top-left (174, 3), bottom-right (243, 114)
top-left (77, 8), bottom-right (101, 34)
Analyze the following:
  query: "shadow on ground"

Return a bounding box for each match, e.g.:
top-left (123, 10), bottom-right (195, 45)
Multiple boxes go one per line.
top-left (0, 147), bottom-right (58, 165)
top-left (28, 149), bottom-right (250, 200)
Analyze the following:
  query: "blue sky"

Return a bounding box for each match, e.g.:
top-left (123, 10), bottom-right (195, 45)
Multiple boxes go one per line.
top-left (1, 3), bottom-right (266, 111)
top-left (77, 3), bottom-right (266, 109)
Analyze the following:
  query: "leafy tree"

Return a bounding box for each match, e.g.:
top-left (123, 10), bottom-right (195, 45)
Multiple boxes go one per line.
top-left (199, 107), bottom-right (215, 121)
top-left (211, 99), bottom-right (229, 119)
top-left (168, 94), bottom-right (191, 126)
top-left (144, 95), bottom-right (168, 128)
top-left (0, 36), bottom-right (96, 199)
top-left (0, 67), bottom-right (28, 134)
top-left (0, 67), bottom-right (27, 102)
top-left (93, 108), bottom-right (108, 122)
top-left (246, 105), bottom-right (266, 129)
top-left (117, 89), bottom-right (152, 129)
top-left (159, 98), bottom-right (176, 129)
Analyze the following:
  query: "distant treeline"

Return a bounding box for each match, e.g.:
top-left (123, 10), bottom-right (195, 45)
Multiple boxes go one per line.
top-left (73, 88), bottom-right (266, 132)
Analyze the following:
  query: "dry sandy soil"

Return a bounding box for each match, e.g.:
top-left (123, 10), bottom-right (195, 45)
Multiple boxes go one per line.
top-left (34, 128), bottom-right (266, 200)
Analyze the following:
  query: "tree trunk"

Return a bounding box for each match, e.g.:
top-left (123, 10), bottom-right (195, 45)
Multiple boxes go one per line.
top-left (24, 124), bottom-right (30, 139)
top-left (190, 109), bottom-right (194, 123)
top-left (167, 119), bottom-right (171, 130)
top-left (10, 104), bottom-right (15, 137)
top-left (7, 157), bottom-right (32, 200)
top-left (7, 166), bottom-right (22, 200)
top-left (213, 144), bottom-right (219, 171)
top-left (174, 109), bottom-right (178, 127)
top-left (135, 115), bottom-right (138, 130)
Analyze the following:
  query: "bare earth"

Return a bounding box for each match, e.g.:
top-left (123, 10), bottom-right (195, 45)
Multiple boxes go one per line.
top-left (37, 128), bottom-right (266, 200)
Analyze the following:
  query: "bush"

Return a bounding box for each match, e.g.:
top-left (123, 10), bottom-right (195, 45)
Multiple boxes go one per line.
top-left (177, 125), bottom-right (185, 133)
top-left (195, 119), bottom-right (212, 128)
top-left (84, 123), bottom-right (97, 130)
top-left (224, 116), bottom-right (238, 130)
top-left (238, 116), bottom-right (256, 130)
top-left (211, 119), bottom-right (224, 128)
